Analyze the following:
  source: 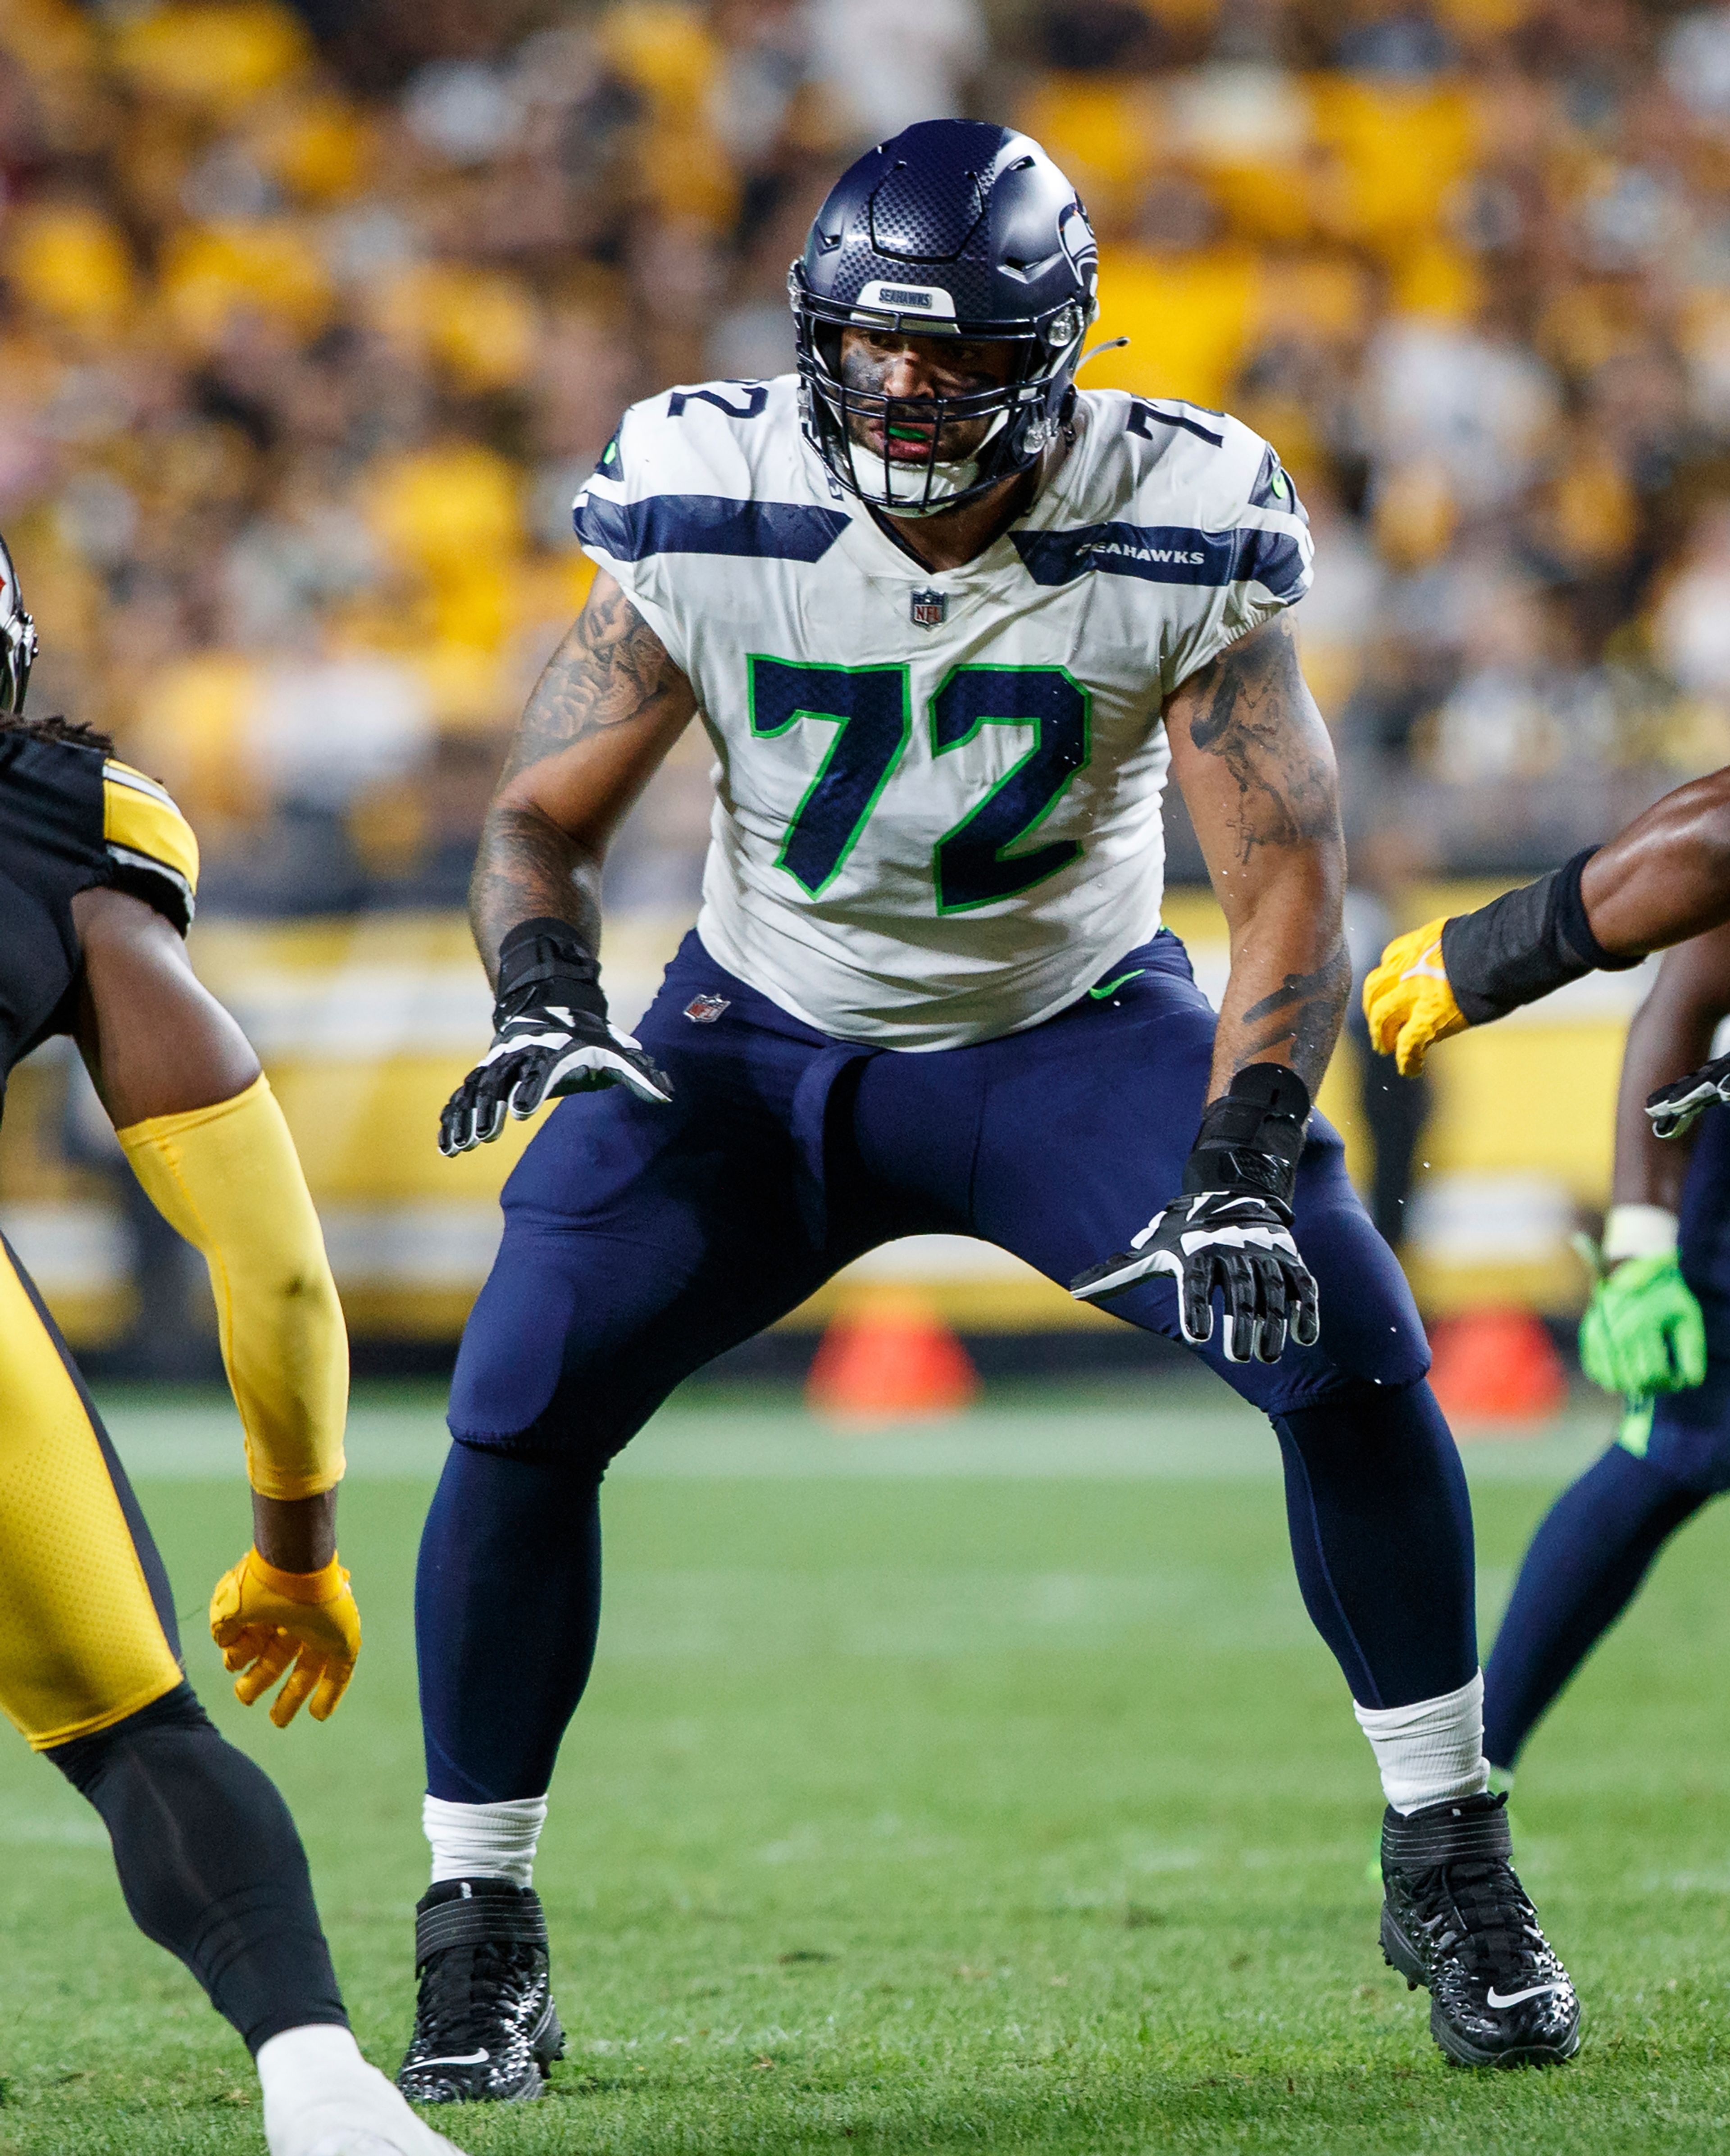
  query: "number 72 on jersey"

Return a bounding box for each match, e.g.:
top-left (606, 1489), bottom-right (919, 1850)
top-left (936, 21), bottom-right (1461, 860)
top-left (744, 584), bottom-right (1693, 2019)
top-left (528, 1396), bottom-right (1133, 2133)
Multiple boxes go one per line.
top-left (747, 656), bottom-right (1092, 916)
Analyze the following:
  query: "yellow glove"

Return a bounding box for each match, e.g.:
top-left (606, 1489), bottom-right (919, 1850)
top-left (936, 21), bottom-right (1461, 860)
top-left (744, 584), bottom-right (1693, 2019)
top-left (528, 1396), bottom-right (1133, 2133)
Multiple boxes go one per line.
top-left (1361, 917), bottom-right (1468, 1077)
top-left (209, 1549), bottom-right (360, 1727)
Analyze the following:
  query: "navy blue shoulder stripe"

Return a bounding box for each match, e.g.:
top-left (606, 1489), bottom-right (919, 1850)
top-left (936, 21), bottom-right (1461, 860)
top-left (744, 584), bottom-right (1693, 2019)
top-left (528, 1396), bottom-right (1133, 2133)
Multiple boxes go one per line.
top-left (1248, 443), bottom-right (1309, 524)
top-left (1012, 522), bottom-right (1308, 597)
top-left (574, 492), bottom-right (849, 563)
top-left (1127, 400), bottom-right (1225, 449)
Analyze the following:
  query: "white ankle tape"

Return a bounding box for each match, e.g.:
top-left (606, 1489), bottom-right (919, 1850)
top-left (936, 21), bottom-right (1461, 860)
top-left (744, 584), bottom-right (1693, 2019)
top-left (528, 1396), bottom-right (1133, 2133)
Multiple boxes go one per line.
top-left (1354, 1673), bottom-right (1488, 1815)
top-left (423, 1793), bottom-right (548, 1889)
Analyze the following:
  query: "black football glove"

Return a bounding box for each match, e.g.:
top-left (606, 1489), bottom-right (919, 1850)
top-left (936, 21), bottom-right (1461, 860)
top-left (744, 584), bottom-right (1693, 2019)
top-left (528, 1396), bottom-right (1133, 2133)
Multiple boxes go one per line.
top-left (1647, 1052), bottom-right (1730, 1142)
top-left (439, 917), bottom-right (672, 1158)
top-left (1070, 1063), bottom-right (1320, 1365)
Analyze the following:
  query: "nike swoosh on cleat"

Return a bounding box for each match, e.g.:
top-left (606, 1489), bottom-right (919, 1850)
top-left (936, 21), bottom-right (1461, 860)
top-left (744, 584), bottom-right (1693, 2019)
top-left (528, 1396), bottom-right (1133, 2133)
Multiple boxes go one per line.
top-left (1484, 1983), bottom-right (1567, 2009)
top-left (412, 2050), bottom-right (490, 2068)
top-left (1089, 970), bottom-right (1147, 999)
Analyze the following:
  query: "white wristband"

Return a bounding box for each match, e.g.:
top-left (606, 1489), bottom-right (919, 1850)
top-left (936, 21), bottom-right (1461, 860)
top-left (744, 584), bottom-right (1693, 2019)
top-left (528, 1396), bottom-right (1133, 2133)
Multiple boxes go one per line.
top-left (1603, 1203), bottom-right (1679, 1262)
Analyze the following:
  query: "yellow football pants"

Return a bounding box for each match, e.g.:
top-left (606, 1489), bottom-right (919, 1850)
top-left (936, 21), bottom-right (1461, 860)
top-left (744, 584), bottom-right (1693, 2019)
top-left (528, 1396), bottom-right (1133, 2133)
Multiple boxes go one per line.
top-left (0, 1236), bottom-right (183, 1750)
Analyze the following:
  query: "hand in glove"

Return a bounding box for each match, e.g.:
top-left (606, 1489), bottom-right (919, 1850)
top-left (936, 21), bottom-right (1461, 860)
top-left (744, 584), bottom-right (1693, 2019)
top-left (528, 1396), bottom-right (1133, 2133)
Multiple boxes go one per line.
top-left (1361, 917), bottom-right (1467, 1078)
top-left (209, 1549), bottom-right (360, 1727)
top-left (440, 916), bottom-right (671, 1157)
top-left (1070, 1064), bottom-right (1320, 1365)
top-left (1577, 1223), bottom-right (1707, 1399)
top-left (1647, 1052), bottom-right (1730, 1142)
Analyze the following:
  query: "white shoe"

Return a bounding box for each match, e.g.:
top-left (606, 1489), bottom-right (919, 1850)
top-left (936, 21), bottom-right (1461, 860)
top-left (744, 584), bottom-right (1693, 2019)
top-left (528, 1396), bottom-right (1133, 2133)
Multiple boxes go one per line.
top-left (259, 2024), bottom-right (469, 2156)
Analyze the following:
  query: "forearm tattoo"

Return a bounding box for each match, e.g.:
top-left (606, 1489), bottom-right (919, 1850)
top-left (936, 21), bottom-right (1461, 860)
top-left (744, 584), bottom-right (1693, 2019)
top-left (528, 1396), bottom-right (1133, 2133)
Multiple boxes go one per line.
top-left (469, 580), bottom-right (687, 982)
top-left (1185, 620), bottom-right (1340, 870)
top-left (1235, 943), bottom-right (1352, 1093)
top-left (1178, 619), bottom-right (1349, 1097)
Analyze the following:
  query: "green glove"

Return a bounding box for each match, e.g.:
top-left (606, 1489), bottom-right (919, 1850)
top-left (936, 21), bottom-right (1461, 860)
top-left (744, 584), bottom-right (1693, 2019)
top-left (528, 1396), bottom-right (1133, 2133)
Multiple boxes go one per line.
top-left (1578, 1253), bottom-right (1707, 1399)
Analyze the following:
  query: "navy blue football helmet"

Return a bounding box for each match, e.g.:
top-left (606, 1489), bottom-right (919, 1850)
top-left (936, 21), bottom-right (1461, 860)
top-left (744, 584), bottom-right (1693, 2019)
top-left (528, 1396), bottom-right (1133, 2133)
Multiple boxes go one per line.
top-left (790, 119), bottom-right (1098, 516)
top-left (0, 534), bottom-right (35, 715)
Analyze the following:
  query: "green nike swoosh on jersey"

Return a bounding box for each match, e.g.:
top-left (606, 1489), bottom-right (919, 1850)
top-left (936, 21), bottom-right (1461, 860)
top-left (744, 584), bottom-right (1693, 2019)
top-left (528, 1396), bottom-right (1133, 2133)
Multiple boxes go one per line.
top-left (1088, 969), bottom-right (1147, 1000)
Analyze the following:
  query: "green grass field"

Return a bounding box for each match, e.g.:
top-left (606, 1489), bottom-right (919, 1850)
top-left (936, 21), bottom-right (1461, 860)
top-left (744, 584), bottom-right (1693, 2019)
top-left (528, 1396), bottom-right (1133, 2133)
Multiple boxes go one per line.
top-left (5, 1378), bottom-right (1730, 2154)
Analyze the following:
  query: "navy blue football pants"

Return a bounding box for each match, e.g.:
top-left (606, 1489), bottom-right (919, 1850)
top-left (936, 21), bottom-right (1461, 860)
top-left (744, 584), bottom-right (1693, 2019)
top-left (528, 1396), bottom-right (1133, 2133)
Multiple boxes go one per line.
top-left (419, 930), bottom-right (1477, 1802)
top-left (1484, 1103), bottom-right (1730, 1770)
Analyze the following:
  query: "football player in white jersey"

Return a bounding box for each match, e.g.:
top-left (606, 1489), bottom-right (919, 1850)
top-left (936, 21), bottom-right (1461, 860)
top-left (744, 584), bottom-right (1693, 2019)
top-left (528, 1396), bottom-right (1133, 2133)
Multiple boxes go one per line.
top-left (398, 122), bottom-right (1577, 2096)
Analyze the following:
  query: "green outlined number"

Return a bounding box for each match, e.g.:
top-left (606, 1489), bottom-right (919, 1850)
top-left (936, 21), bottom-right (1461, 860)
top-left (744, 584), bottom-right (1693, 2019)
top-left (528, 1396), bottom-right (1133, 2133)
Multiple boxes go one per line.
top-left (930, 666), bottom-right (1091, 911)
top-left (748, 657), bottom-right (911, 897)
top-left (750, 658), bottom-right (1092, 909)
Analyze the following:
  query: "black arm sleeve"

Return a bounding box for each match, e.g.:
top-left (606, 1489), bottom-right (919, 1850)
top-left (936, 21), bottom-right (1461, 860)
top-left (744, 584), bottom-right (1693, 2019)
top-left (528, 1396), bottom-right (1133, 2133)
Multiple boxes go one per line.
top-left (1440, 848), bottom-right (1643, 1025)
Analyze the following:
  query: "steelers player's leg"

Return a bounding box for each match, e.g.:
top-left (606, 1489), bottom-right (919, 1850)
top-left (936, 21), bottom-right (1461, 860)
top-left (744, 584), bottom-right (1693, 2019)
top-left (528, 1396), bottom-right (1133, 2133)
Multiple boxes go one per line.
top-left (0, 1239), bottom-right (348, 2058)
top-left (890, 934), bottom-right (1576, 2064)
top-left (403, 946), bottom-right (911, 2104)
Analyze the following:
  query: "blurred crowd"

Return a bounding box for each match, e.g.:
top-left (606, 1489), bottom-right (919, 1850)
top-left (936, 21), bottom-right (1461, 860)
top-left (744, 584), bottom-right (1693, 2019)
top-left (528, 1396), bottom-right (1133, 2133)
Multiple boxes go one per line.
top-left (4, 0), bottom-right (1730, 911)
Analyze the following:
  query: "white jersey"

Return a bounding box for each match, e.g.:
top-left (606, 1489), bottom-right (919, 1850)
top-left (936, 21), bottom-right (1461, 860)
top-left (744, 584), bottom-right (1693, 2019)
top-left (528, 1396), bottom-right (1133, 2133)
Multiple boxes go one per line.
top-left (574, 375), bottom-right (1311, 1050)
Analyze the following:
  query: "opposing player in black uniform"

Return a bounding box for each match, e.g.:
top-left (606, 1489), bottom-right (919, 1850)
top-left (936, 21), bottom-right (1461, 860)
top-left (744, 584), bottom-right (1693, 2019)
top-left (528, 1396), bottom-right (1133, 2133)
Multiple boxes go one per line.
top-left (0, 540), bottom-right (462, 2156)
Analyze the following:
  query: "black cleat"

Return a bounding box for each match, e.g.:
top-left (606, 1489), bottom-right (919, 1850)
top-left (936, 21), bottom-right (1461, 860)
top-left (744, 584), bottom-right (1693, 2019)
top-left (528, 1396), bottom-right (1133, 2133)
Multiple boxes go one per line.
top-left (1379, 1791), bottom-right (1580, 2068)
top-left (396, 1879), bottom-right (565, 2103)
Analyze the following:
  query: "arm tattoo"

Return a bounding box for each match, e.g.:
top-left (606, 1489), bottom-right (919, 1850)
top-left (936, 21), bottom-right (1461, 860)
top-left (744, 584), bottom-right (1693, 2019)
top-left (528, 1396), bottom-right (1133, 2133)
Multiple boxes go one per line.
top-left (1236, 942), bottom-right (1352, 1094)
top-left (469, 580), bottom-right (687, 982)
top-left (469, 802), bottom-right (604, 987)
top-left (497, 579), bottom-right (681, 789)
top-left (1175, 618), bottom-right (1350, 1101)
top-left (1185, 620), bottom-right (1339, 868)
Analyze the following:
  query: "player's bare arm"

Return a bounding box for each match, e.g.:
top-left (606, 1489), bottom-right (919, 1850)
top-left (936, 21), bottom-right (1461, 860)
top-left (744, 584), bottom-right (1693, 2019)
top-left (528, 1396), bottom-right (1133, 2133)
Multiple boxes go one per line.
top-left (1164, 615), bottom-right (1348, 1100)
top-left (1071, 619), bottom-right (1340, 1364)
top-left (1579, 769), bottom-right (1730, 960)
top-left (1363, 764), bottom-right (1730, 1077)
top-left (442, 571), bottom-right (695, 1155)
top-left (72, 882), bottom-right (356, 1715)
top-left (471, 570), bottom-right (698, 978)
top-left (1611, 924), bottom-right (1730, 1206)
top-left (72, 884), bottom-right (259, 1127)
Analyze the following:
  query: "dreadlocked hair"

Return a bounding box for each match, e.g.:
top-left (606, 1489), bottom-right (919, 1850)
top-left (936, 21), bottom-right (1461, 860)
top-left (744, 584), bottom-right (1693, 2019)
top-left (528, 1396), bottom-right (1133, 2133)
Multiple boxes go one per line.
top-left (0, 710), bottom-right (114, 754)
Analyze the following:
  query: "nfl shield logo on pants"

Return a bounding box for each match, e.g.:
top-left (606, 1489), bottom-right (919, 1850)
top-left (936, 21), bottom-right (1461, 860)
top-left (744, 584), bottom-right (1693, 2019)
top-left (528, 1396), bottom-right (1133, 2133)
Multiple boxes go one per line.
top-left (683, 992), bottom-right (730, 1024)
top-left (910, 588), bottom-right (947, 631)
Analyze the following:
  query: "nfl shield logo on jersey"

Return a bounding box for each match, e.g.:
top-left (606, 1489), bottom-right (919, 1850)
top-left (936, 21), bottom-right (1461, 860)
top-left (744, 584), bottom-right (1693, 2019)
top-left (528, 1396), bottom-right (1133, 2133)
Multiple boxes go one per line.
top-left (684, 992), bottom-right (730, 1024)
top-left (909, 588), bottom-right (947, 631)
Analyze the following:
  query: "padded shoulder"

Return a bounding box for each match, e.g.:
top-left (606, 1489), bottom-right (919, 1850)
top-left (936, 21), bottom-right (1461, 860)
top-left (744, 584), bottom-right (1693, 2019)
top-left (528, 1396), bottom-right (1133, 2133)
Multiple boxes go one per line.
top-left (102, 760), bottom-right (199, 934)
top-left (589, 375), bottom-right (800, 506)
top-left (1086, 391), bottom-right (1300, 524)
top-left (573, 376), bottom-right (847, 583)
